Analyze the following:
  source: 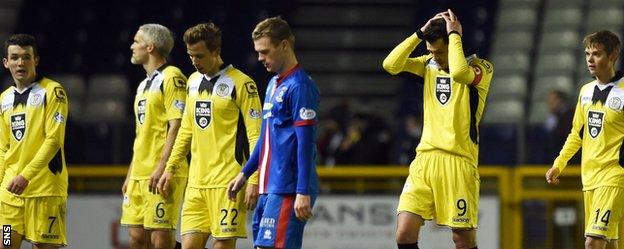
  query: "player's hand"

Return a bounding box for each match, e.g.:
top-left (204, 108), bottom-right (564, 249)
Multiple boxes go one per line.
top-left (244, 183), bottom-right (259, 210)
top-left (157, 171), bottom-right (174, 199)
top-left (227, 173), bottom-right (248, 201)
top-left (441, 9), bottom-right (462, 36)
top-left (122, 177), bottom-right (129, 194)
top-left (7, 175), bottom-right (29, 195)
top-left (545, 167), bottom-right (561, 185)
top-left (149, 165), bottom-right (166, 194)
top-left (294, 194), bottom-right (313, 221)
top-left (419, 12), bottom-right (446, 33)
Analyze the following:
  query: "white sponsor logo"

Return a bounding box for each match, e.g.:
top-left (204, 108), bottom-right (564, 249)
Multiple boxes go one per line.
top-left (608, 97), bottom-right (622, 110)
top-left (173, 100), bottom-right (185, 110)
top-left (299, 107), bottom-right (316, 120)
top-left (249, 109), bottom-right (261, 119)
top-left (263, 230), bottom-right (272, 239)
top-left (10, 113), bottom-right (26, 141)
top-left (588, 110), bottom-right (604, 139)
top-left (53, 112), bottom-right (65, 124)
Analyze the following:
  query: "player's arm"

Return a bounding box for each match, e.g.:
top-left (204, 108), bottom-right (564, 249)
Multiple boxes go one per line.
top-left (228, 109), bottom-right (265, 201)
top-left (290, 83), bottom-right (319, 221)
top-left (11, 84), bottom-right (68, 194)
top-left (158, 75), bottom-right (191, 197)
top-left (150, 72), bottom-right (186, 194)
top-left (235, 78), bottom-right (263, 209)
top-left (553, 96), bottom-right (584, 172)
top-left (382, 34), bottom-right (428, 77)
top-left (0, 109), bottom-right (9, 185)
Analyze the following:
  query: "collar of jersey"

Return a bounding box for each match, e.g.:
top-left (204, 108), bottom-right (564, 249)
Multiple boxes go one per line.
top-left (12, 75), bottom-right (42, 94)
top-left (277, 64), bottom-right (300, 86)
top-left (593, 71), bottom-right (623, 90)
top-left (429, 54), bottom-right (476, 69)
top-left (145, 63), bottom-right (169, 80)
top-left (203, 64), bottom-right (232, 82)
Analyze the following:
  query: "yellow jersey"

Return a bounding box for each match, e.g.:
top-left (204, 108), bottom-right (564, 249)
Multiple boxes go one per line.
top-left (0, 76), bottom-right (68, 197)
top-left (166, 65), bottom-right (261, 188)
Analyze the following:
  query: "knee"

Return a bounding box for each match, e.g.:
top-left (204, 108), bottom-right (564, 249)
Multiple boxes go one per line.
top-left (213, 239), bottom-right (236, 249)
top-left (452, 231), bottom-right (476, 249)
top-left (128, 229), bottom-right (148, 245)
top-left (585, 236), bottom-right (606, 249)
top-left (396, 226), bottom-right (418, 244)
top-left (152, 238), bottom-right (172, 249)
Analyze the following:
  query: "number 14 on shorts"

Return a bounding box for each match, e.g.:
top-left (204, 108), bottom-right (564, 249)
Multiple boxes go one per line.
top-left (2, 225), bottom-right (10, 246)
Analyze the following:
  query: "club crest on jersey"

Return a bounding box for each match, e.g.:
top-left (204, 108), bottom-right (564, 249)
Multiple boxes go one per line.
top-left (29, 93), bottom-right (42, 106)
top-left (588, 110), bottom-right (604, 139)
top-left (436, 76), bottom-right (451, 105)
top-left (10, 113), bottom-right (25, 142)
top-left (195, 100), bottom-right (212, 129)
top-left (214, 83), bottom-right (230, 97)
top-left (608, 97), bottom-right (622, 110)
top-left (137, 99), bottom-right (146, 125)
top-left (299, 107), bottom-right (316, 120)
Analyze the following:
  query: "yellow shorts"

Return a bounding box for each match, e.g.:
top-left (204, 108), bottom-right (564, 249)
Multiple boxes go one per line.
top-left (583, 186), bottom-right (624, 240)
top-left (121, 177), bottom-right (187, 230)
top-left (397, 152), bottom-right (480, 229)
top-left (0, 192), bottom-right (66, 246)
top-left (181, 187), bottom-right (247, 239)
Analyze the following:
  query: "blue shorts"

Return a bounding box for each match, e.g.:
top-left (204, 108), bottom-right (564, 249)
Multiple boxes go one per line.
top-left (252, 194), bottom-right (317, 249)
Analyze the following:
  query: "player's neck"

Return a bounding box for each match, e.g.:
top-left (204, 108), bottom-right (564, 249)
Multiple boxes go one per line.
top-left (206, 56), bottom-right (224, 77)
top-left (13, 74), bottom-right (36, 91)
top-left (144, 56), bottom-right (167, 76)
top-left (596, 68), bottom-right (616, 84)
top-left (277, 53), bottom-right (298, 76)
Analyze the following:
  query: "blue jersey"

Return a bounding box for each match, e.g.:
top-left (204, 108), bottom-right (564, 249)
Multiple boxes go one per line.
top-left (242, 65), bottom-right (319, 195)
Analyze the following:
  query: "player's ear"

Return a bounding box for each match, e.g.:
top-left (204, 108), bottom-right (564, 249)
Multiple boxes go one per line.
top-left (146, 43), bottom-right (155, 54)
top-left (2, 58), bottom-right (7, 69)
top-left (34, 56), bottom-right (39, 67)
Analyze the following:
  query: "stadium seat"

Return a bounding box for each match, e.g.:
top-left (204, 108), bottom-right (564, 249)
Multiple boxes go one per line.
top-left (529, 102), bottom-right (549, 124)
top-left (312, 74), bottom-right (401, 96)
top-left (587, 8), bottom-right (623, 27)
top-left (482, 99), bottom-right (525, 124)
top-left (543, 8), bottom-right (583, 30)
top-left (298, 51), bottom-right (389, 72)
top-left (496, 7), bottom-right (538, 31)
top-left (532, 74), bottom-right (575, 100)
top-left (291, 6), bottom-right (410, 26)
top-left (488, 73), bottom-right (528, 101)
top-left (539, 29), bottom-right (580, 50)
top-left (492, 30), bottom-right (535, 53)
top-left (51, 74), bottom-right (86, 102)
top-left (81, 99), bottom-right (127, 123)
top-left (491, 51), bottom-right (531, 74)
top-left (535, 51), bottom-right (577, 75)
top-left (87, 74), bottom-right (129, 101)
top-left (296, 28), bottom-right (407, 49)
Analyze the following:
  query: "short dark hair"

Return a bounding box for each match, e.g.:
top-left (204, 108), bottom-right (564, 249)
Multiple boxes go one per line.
top-left (4, 34), bottom-right (38, 58)
top-left (252, 16), bottom-right (295, 49)
top-left (183, 22), bottom-right (221, 52)
top-left (583, 30), bottom-right (621, 56)
top-left (422, 19), bottom-right (448, 44)
top-left (549, 89), bottom-right (568, 102)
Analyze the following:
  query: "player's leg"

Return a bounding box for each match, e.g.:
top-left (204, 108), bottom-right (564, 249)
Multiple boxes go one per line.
top-left (253, 194), bottom-right (317, 249)
top-left (151, 230), bottom-right (175, 249)
top-left (0, 193), bottom-right (25, 249)
top-left (431, 154), bottom-right (479, 249)
top-left (0, 232), bottom-right (23, 249)
top-left (180, 187), bottom-right (214, 249)
top-left (606, 239), bottom-right (618, 249)
top-left (396, 154), bottom-right (434, 249)
top-left (209, 188), bottom-right (249, 249)
top-left (181, 233), bottom-right (210, 249)
top-left (147, 177), bottom-right (187, 249)
top-left (583, 187), bottom-right (624, 249)
top-left (121, 180), bottom-right (150, 248)
top-left (212, 239), bottom-right (236, 249)
top-left (451, 229), bottom-right (477, 249)
top-left (24, 197), bottom-right (67, 249)
top-left (586, 236), bottom-right (608, 249)
top-left (396, 212), bottom-right (425, 244)
top-left (128, 227), bottom-right (150, 249)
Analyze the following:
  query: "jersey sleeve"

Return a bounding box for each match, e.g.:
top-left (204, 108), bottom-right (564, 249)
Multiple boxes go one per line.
top-left (20, 84), bottom-right (68, 180)
top-left (165, 85), bottom-right (192, 174)
top-left (448, 33), bottom-right (493, 88)
top-left (235, 78), bottom-right (262, 185)
top-left (163, 70), bottom-right (187, 121)
top-left (289, 82), bottom-right (319, 194)
top-left (382, 33), bottom-right (429, 77)
top-left (0, 98), bottom-right (9, 185)
top-left (553, 93), bottom-right (584, 172)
